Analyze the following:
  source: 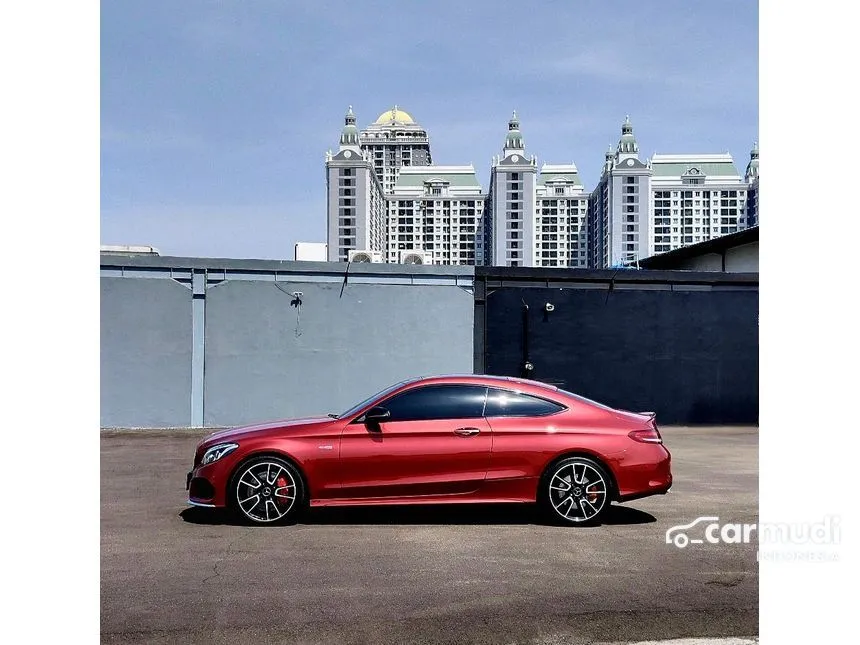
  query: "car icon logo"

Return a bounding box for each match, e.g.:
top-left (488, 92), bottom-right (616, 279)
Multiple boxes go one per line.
top-left (665, 516), bottom-right (720, 548)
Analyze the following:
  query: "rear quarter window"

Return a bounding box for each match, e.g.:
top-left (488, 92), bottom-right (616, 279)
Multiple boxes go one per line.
top-left (484, 388), bottom-right (566, 417)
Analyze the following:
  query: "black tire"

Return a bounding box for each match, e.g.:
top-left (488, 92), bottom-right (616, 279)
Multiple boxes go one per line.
top-left (539, 456), bottom-right (612, 526)
top-left (229, 456), bottom-right (306, 525)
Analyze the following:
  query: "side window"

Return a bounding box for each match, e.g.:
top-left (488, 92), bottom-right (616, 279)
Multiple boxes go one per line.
top-left (380, 385), bottom-right (488, 422)
top-left (484, 388), bottom-right (566, 417)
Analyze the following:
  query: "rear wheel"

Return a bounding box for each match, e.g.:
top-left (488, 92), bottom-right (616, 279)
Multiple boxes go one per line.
top-left (230, 457), bottom-right (305, 525)
top-left (540, 457), bottom-right (611, 526)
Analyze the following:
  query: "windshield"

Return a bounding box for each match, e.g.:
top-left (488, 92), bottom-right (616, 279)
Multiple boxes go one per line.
top-left (338, 380), bottom-right (409, 419)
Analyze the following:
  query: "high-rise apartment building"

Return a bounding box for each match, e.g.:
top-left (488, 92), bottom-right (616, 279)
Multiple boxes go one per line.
top-left (587, 117), bottom-right (652, 268)
top-left (534, 165), bottom-right (590, 268)
top-left (481, 113), bottom-right (590, 268)
top-left (482, 112), bottom-right (538, 267)
top-left (359, 107), bottom-right (432, 193)
top-left (745, 142), bottom-right (759, 227)
top-left (588, 116), bottom-right (758, 268)
top-left (649, 153), bottom-right (749, 255)
top-left (388, 166), bottom-right (484, 265)
top-left (325, 106), bottom-right (434, 262)
top-left (324, 107), bottom-right (386, 262)
top-left (326, 107), bottom-right (758, 267)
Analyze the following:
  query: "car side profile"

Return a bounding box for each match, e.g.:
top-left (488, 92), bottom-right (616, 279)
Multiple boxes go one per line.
top-left (186, 374), bottom-right (672, 526)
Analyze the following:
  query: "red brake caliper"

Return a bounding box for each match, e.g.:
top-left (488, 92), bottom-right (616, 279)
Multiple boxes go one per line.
top-left (276, 477), bottom-right (289, 504)
top-left (586, 481), bottom-right (599, 503)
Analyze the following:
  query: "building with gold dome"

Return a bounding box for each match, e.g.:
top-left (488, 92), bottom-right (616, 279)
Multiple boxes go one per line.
top-left (325, 105), bottom-right (593, 267)
top-left (323, 107), bottom-right (758, 268)
top-left (357, 105), bottom-right (432, 193)
top-left (326, 105), bottom-right (485, 264)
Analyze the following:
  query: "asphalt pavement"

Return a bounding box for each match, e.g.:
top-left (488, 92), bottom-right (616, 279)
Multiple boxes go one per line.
top-left (101, 427), bottom-right (758, 644)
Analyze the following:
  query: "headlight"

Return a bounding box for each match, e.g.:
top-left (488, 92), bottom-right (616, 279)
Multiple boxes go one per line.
top-left (201, 443), bottom-right (239, 465)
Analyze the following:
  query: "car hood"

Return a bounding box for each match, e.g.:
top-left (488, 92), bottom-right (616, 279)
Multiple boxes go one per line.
top-left (202, 416), bottom-right (333, 444)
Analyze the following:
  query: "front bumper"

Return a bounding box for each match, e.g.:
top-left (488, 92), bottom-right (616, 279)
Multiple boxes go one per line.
top-left (185, 458), bottom-right (233, 508)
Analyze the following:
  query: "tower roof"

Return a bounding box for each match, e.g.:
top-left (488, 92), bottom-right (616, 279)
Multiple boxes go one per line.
top-left (339, 105), bottom-right (360, 148)
top-left (504, 110), bottom-right (524, 151)
top-left (650, 153), bottom-right (740, 177)
top-left (745, 142), bottom-right (759, 179)
top-left (373, 105), bottom-right (416, 125)
top-left (537, 164), bottom-right (583, 187)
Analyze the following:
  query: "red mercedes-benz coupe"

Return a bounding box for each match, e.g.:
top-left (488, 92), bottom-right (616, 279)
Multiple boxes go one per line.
top-left (186, 374), bottom-right (672, 526)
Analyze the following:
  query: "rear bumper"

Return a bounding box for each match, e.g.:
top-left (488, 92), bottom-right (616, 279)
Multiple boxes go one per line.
top-left (614, 443), bottom-right (673, 502)
top-left (618, 478), bottom-right (672, 502)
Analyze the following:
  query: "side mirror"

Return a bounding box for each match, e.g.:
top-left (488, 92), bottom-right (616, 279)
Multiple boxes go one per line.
top-left (364, 406), bottom-right (390, 428)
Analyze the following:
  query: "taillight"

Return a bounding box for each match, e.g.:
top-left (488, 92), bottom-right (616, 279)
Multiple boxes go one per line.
top-left (628, 428), bottom-right (663, 444)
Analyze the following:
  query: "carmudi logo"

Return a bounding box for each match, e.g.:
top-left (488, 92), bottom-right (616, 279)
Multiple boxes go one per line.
top-left (665, 516), bottom-right (841, 549)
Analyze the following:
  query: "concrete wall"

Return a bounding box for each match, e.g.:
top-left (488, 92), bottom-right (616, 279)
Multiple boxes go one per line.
top-left (669, 241), bottom-right (759, 273)
top-left (102, 256), bottom-right (759, 428)
top-left (101, 257), bottom-right (474, 428)
top-left (676, 253), bottom-right (724, 272)
top-left (204, 278), bottom-right (474, 426)
top-left (100, 277), bottom-right (193, 427)
top-left (475, 268), bottom-right (758, 425)
top-left (725, 242), bottom-right (759, 272)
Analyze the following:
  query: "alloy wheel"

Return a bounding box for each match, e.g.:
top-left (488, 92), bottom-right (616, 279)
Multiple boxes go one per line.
top-left (547, 459), bottom-right (609, 524)
top-left (234, 460), bottom-right (298, 523)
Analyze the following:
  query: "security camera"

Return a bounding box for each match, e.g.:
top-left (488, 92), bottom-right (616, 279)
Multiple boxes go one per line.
top-left (292, 292), bottom-right (303, 298)
top-left (545, 302), bottom-right (555, 313)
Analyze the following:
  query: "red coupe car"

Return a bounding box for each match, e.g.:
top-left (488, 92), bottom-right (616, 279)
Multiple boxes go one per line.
top-left (186, 374), bottom-right (672, 525)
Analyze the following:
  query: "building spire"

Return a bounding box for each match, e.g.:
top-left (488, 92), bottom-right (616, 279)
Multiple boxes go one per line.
top-left (339, 105), bottom-right (360, 151)
top-left (745, 141), bottom-right (759, 180)
top-left (617, 114), bottom-right (638, 160)
top-left (504, 110), bottom-right (524, 154)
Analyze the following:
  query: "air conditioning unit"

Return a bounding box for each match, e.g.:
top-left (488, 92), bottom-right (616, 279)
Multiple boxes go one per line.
top-left (348, 249), bottom-right (383, 263)
top-left (399, 250), bottom-right (433, 265)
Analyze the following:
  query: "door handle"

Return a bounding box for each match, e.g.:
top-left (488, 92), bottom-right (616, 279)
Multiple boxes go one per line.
top-left (454, 427), bottom-right (481, 437)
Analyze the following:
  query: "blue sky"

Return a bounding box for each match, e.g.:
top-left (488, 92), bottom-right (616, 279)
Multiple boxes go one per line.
top-left (101, 0), bottom-right (758, 260)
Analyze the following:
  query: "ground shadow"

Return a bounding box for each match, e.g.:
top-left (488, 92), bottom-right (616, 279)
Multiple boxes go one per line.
top-left (179, 503), bottom-right (655, 527)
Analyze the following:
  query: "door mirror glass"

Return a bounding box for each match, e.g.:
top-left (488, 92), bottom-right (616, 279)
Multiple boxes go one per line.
top-left (364, 406), bottom-right (391, 424)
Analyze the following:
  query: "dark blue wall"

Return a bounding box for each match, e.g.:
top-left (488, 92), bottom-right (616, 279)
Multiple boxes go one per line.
top-left (476, 269), bottom-right (758, 425)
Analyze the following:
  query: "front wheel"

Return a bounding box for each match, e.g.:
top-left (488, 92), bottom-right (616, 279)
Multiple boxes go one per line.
top-left (230, 457), bottom-right (305, 525)
top-left (540, 457), bottom-right (612, 526)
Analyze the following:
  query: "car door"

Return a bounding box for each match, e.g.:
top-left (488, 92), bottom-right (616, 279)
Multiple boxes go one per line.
top-left (337, 384), bottom-right (492, 500)
top-left (483, 387), bottom-right (568, 480)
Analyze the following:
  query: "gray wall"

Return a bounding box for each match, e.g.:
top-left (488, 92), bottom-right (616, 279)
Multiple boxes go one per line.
top-left (725, 242), bottom-right (759, 272)
top-left (101, 257), bottom-right (474, 428)
top-left (100, 277), bottom-right (193, 427)
top-left (671, 241), bottom-right (759, 272)
top-left (204, 279), bottom-right (474, 426)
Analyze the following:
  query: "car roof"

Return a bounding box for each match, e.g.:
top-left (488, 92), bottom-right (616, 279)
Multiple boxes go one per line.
top-left (409, 374), bottom-right (560, 391)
